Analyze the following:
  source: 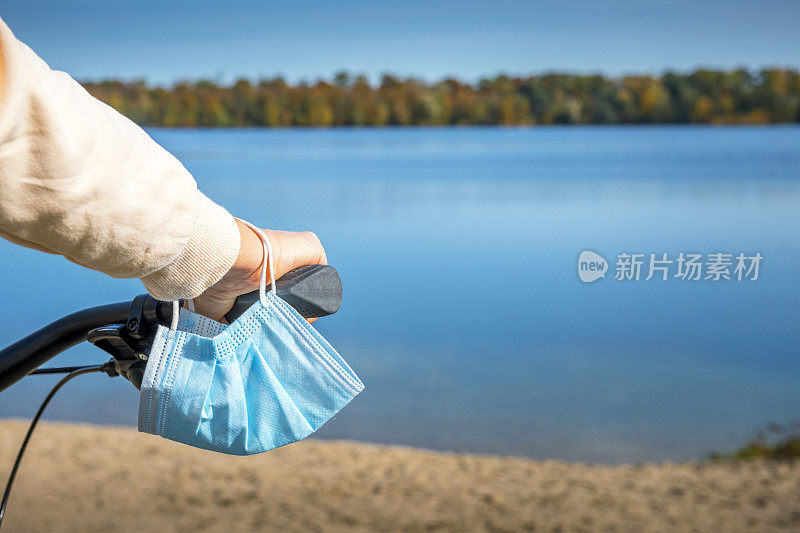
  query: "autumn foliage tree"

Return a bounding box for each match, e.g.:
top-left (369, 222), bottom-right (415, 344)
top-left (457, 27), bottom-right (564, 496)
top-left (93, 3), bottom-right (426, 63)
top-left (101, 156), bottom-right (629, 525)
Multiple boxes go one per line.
top-left (82, 69), bottom-right (800, 127)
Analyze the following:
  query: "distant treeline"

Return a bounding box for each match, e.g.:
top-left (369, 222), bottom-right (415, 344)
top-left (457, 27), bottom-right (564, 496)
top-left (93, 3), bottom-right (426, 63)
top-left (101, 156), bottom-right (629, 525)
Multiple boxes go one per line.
top-left (82, 69), bottom-right (800, 127)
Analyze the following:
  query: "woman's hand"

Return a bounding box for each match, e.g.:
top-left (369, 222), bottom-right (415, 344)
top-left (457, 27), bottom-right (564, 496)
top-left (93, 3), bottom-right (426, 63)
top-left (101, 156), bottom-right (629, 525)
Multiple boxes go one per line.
top-left (192, 219), bottom-right (327, 322)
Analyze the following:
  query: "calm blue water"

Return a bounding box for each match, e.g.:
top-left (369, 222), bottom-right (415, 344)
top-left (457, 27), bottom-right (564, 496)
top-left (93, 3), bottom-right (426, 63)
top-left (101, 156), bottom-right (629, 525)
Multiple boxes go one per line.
top-left (1, 126), bottom-right (798, 463)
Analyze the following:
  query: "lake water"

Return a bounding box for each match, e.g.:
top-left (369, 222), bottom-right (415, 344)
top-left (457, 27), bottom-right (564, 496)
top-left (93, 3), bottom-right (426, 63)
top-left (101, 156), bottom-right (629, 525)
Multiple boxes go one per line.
top-left (1, 126), bottom-right (798, 463)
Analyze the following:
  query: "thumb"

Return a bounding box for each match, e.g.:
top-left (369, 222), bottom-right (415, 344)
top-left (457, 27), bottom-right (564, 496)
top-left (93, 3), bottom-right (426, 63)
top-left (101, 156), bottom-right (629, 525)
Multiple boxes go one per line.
top-left (191, 222), bottom-right (326, 322)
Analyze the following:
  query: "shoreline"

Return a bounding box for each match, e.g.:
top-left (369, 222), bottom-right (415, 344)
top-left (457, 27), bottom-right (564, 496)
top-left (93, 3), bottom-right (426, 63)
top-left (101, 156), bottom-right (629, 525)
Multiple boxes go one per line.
top-left (1, 420), bottom-right (799, 531)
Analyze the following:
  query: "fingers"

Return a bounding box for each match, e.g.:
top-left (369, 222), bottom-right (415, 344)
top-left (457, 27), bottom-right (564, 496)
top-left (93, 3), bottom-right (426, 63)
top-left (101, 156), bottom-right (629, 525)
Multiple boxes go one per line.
top-left (262, 230), bottom-right (325, 324)
top-left (264, 229), bottom-right (327, 281)
top-left (191, 224), bottom-right (328, 323)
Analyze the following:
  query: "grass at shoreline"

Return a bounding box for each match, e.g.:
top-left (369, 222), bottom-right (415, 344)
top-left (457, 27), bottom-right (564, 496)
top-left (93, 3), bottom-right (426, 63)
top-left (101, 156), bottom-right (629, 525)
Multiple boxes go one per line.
top-left (709, 422), bottom-right (800, 461)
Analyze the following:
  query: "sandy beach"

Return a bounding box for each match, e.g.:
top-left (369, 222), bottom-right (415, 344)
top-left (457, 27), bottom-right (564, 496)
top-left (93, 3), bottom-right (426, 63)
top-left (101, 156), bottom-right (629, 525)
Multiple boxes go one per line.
top-left (0, 420), bottom-right (798, 532)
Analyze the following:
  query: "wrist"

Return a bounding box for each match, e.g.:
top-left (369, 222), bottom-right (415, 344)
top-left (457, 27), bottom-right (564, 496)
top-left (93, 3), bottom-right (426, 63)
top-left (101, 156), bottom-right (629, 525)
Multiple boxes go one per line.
top-left (214, 219), bottom-right (275, 293)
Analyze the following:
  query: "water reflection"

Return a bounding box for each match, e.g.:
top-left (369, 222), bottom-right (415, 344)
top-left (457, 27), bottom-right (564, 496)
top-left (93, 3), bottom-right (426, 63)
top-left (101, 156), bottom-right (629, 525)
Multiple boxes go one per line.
top-left (0, 127), bottom-right (798, 463)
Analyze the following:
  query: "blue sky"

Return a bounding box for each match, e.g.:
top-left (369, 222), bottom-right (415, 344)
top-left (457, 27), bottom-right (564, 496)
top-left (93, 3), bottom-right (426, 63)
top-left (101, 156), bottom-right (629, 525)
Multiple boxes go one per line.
top-left (2, 0), bottom-right (798, 84)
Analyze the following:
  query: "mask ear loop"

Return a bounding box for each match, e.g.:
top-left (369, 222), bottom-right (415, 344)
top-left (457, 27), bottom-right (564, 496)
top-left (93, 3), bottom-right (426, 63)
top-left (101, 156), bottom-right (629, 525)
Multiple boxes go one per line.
top-left (168, 220), bottom-right (275, 333)
top-left (239, 220), bottom-right (276, 307)
top-left (170, 301), bottom-right (180, 333)
top-left (170, 298), bottom-right (194, 334)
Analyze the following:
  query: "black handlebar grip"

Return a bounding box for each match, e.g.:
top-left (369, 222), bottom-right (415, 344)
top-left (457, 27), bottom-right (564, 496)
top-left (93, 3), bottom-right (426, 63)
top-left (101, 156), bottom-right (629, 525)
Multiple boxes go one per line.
top-left (223, 264), bottom-right (342, 323)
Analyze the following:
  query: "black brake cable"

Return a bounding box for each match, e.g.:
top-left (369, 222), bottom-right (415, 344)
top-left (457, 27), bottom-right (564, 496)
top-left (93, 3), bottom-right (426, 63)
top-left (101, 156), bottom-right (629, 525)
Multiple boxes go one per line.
top-left (0, 365), bottom-right (105, 529)
top-left (30, 365), bottom-right (101, 375)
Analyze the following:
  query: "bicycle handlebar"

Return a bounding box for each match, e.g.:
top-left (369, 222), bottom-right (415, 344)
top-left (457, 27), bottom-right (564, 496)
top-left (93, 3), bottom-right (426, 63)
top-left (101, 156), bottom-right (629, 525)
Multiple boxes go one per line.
top-left (224, 264), bottom-right (342, 322)
top-left (0, 265), bottom-right (342, 394)
top-left (0, 302), bottom-right (130, 393)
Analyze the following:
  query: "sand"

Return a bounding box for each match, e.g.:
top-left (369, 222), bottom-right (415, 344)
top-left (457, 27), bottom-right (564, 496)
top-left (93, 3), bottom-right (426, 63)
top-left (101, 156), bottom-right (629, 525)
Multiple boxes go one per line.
top-left (0, 421), bottom-right (798, 532)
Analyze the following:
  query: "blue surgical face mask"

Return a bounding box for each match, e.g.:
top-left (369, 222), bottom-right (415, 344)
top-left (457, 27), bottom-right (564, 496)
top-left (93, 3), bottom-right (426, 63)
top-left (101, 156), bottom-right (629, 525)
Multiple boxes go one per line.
top-left (137, 222), bottom-right (364, 455)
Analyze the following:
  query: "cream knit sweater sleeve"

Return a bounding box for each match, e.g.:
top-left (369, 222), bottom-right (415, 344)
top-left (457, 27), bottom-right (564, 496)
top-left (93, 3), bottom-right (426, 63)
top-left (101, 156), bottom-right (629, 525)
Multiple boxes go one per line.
top-left (0, 18), bottom-right (240, 301)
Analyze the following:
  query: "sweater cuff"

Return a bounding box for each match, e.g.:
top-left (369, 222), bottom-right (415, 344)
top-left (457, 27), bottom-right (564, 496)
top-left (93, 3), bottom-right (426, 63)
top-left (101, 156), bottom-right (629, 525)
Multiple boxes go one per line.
top-left (140, 192), bottom-right (240, 301)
